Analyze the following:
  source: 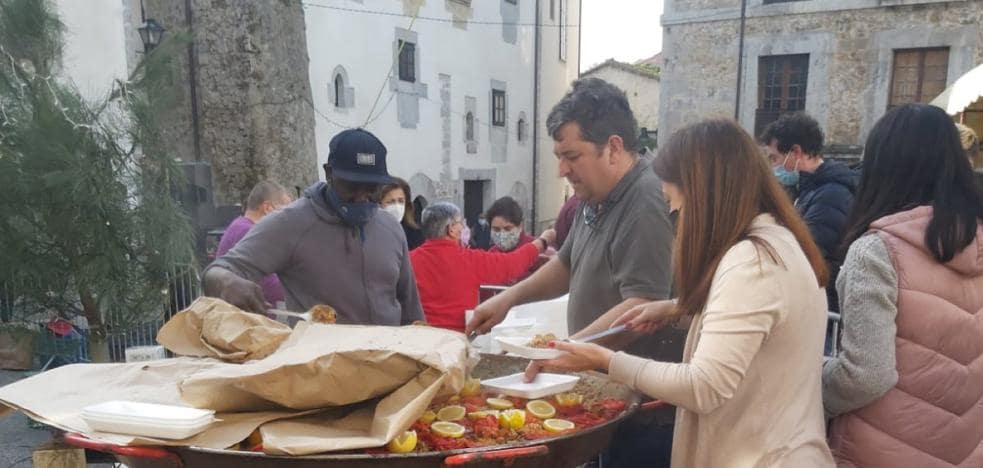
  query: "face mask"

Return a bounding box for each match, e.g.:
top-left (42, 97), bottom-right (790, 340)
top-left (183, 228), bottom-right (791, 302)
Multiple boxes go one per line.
top-left (325, 186), bottom-right (377, 228)
top-left (773, 154), bottom-right (800, 186)
top-left (459, 225), bottom-right (471, 247)
top-left (382, 203), bottom-right (405, 223)
top-left (491, 229), bottom-right (521, 251)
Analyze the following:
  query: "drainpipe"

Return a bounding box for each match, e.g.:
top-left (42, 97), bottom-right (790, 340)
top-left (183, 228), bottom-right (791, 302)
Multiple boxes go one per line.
top-left (531, 0), bottom-right (541, 233)
top-left (185, 0), bottom-right (202, 162)
top-left (734, 0), bottom-right (748, 120)
top-left (577, 0), bottom-right (582, 76)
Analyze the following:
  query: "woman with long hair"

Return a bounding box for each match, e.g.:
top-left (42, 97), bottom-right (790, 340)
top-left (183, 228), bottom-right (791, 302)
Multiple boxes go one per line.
top-left (378, 177), bottom-right (424, 250)
top-left (823, 104), bottom-right (983, 467)
top-left (535, 119), bottom-right (833, 467)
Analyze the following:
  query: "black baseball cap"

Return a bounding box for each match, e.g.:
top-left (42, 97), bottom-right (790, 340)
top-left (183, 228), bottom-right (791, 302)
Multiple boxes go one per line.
top-left (325, 128), bottom-right (393, 185)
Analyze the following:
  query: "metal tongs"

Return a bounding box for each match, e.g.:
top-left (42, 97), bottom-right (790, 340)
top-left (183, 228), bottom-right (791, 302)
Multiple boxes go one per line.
top-left (566, 324), bottom-right (628, 344)
top-left (268, 309), bottom-right (312, 321)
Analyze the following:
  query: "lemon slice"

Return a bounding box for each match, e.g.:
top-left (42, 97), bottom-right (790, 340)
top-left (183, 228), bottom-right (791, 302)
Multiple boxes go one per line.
top-left (543, 418), bottom-right (575, 433)
top-left (431, 421), bottom-right (466, 438)
top-left (554, 392), bottom-right (583, 407)
top-left (467, 410), bottom-right (499, 419)
top-left (437, 405), bottom-right (466, 421)
top-left (486, 397), bottom-right (515, 410)
top-left (498, 409), bottom-right (527, 429)
top-left (460, 377), bottom-right (482, 397)
top-left (418, 410), bottom-right (437, 424)
top-left (387, 430), bottom-right (418, 453)
top-left (525, 400), bottom-right (557, 419)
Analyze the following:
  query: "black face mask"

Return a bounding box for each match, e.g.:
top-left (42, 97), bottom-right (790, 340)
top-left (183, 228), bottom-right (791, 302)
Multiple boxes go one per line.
top-left (325, 188), bottom-right (376, 226)
top-left (324, 186), bottom-right (377, 244)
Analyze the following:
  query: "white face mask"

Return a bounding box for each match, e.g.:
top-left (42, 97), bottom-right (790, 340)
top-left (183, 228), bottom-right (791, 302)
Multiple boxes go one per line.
top-left (382, 203), bottom-right (405, 223)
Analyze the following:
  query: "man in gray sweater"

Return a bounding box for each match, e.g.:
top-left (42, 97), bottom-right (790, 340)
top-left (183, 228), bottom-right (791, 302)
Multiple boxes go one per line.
top-left (203, 128), bottom-right (424, 326)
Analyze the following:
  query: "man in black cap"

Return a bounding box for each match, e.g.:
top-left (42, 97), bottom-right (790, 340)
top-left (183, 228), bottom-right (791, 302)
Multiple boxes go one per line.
top-left (203, 128), bottom-right (425, 325)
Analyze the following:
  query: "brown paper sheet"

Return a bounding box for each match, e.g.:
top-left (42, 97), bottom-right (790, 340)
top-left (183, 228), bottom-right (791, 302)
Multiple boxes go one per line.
top-left (156, 296), bottom-right (291, 363)
top-left (0, 306), bottom-right (475, 455)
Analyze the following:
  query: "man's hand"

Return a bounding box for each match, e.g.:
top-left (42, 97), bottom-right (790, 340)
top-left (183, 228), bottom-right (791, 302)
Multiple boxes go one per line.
top-left (612, 300), bottom-right (679, 334)
top-left (465, 293), bottom-right (512, 336)
top-left (538, 228), bottom-right (557, 247)
top-left (525, 341), bottom-right (614, 382)
top-left (205, 268), bottom-right (268, 314)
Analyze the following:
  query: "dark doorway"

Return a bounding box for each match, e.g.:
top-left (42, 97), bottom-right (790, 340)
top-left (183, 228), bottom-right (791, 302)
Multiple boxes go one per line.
top-left (412, 195), bottom-right (428, 226)
top-left (463, 180), bottom-right (487, 227)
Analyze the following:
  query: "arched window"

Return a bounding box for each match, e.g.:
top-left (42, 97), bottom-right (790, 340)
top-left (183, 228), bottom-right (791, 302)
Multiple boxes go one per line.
top-left (334, 75), bottom-right (344, 107)
top-left (517, 118), bottom-right (527, 142)
top-left (465, 112), bottom-right (475, 141)
top-left (331, 65), bottom-right (352, 109)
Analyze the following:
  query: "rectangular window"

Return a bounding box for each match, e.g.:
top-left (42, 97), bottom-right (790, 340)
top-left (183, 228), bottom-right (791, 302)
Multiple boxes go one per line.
top-left (889, 47), bottom-right (949, 109)
top-left (755, 54), bottom-right (809, 138)
top-left (398, 40), bottom-right (416, 83)
top-left (492, 90), bottom-right (506, 127)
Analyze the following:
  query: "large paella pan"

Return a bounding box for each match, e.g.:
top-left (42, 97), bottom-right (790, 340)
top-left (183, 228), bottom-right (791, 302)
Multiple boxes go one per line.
top-left (64, 354), bottom-right (666, 468)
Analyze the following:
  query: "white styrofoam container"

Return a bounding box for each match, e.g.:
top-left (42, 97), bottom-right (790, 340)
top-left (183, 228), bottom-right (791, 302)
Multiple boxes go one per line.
top-left (81, 401), bottom-right (215, 440)
top-left (124, 345), bottom-right (167, 363)
top-left (495, 336), bottom-right (564, 360)
top-left (481, 373), bottom-right (580, 399)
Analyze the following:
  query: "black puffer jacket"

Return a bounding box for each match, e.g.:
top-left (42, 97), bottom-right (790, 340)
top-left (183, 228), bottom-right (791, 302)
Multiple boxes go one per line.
top-left (795, 159), bottom-right (858, 311)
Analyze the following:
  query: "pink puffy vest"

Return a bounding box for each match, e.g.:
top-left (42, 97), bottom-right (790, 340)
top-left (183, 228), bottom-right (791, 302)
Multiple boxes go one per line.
top-left (828, 206), bottom-right (983, 467)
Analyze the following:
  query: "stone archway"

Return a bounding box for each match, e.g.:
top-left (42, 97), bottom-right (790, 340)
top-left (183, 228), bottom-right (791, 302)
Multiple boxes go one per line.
top-left (408, 173), bottom-right (437, 205)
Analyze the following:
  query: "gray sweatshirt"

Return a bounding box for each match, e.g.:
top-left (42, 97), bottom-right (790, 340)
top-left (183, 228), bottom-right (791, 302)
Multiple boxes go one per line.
top-left (204, 182), bottom-right (424, 326)
top-left (822, 233), bottom-right (899, 418)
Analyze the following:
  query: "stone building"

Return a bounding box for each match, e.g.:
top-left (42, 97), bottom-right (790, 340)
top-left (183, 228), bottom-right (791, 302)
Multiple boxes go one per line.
top-left (581, 58), bottom-right (661, 143)
top-left (659, 0), bottom-right (983, 156)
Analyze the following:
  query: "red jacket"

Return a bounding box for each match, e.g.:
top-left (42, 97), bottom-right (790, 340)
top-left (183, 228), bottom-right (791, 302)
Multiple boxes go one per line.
top-left (410, 239), bottom-right (539, 332)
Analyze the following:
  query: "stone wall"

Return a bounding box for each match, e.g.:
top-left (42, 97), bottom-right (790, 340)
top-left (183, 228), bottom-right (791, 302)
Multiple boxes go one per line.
top-left (145, 0), bottom-right (317, 206)
top-left (660, 0), bottom-right (983, 147)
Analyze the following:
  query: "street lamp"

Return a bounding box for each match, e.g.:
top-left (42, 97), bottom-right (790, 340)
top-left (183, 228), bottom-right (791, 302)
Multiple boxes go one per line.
top-left (137, 18), bottom-right (165, 53)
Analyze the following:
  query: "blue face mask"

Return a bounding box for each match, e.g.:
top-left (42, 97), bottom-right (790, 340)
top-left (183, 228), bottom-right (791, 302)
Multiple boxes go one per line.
top-left (773, 154), bottom-right (800, 186)
top-left (774, 165), bottom-right (800, 186)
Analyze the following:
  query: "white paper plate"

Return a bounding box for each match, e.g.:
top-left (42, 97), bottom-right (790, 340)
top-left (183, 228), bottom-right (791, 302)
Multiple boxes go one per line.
top-left (494, 336), bottom-right (563, 359)
top-left (492, 318), bottom-right (537, 330)
top-left (82, 400), bottom-right (215, 440)
top-left (481, 372), bottom-right (580, 399)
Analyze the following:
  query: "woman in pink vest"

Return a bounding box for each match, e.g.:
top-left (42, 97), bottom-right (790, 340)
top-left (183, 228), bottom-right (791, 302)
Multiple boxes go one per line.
top-left (823, 104), bottom-right (983, 467)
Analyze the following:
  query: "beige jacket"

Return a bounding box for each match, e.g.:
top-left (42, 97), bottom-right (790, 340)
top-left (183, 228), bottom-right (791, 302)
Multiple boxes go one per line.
top-left (610, 214), bottom-right (834, 468)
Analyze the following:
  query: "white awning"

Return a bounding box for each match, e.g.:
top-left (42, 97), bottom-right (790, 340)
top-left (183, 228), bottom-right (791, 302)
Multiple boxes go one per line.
top-left (931, 63), bottom-right (983, 115)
